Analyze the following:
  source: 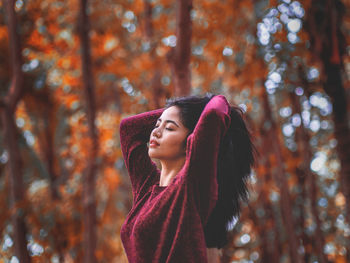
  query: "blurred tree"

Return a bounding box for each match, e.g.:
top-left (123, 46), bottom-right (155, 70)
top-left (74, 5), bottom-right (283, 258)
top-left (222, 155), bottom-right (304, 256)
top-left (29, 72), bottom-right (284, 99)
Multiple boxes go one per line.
top-left (306, 0), bottom-right (350, 235)
top-left (142, 0), bottom-right (164, 108)
top-left (0, 0), bottom-right (349, 262)
top-left (78, 0), bottom-right (99, 262)
top-left (167, 0), bottom-right (192, 96)
top-left (291, 67), bottom-right (327, 263)
top-left (261, 86), bottom-right (302, 263)
top-left (1, 0), bottom-right (30, 262)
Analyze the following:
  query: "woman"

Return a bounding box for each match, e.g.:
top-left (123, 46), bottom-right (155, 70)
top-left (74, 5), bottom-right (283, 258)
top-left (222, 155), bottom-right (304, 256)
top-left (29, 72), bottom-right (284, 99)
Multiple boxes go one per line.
top-left (120, 94), bottom-right (256, 263)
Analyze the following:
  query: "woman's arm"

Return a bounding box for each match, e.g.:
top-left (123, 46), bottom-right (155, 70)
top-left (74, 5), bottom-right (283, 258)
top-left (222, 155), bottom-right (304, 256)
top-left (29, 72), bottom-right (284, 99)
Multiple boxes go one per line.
top-left (185, 95), bottom-right (231, 224)
top-left (119, 108), bottom-right (164, 202)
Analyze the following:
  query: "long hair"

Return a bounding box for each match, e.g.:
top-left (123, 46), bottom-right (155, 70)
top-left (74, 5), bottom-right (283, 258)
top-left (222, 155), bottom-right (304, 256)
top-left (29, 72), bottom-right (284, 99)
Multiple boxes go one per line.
top-left (165, 93), bottom-right (257, 248)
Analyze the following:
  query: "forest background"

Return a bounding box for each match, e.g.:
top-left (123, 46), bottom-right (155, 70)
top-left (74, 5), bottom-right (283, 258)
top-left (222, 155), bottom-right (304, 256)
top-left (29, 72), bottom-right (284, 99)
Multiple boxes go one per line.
top-left (0, 0), bottom-right (349, 262)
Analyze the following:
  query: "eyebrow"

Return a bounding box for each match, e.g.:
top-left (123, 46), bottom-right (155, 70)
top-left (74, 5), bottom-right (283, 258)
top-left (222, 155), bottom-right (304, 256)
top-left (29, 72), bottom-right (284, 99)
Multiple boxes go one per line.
top-left (157, 118), bottom-right (179, 127)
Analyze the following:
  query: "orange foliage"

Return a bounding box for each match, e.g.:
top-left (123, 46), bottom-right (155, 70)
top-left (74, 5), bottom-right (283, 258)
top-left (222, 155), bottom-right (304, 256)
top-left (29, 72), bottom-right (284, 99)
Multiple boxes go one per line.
top-left (0, 0), bottom-right (349, 261)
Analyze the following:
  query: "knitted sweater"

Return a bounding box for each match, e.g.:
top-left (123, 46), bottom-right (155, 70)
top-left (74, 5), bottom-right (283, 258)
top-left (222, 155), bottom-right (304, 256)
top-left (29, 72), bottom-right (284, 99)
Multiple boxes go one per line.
top-left (120, 95), bottom-right (231, 263)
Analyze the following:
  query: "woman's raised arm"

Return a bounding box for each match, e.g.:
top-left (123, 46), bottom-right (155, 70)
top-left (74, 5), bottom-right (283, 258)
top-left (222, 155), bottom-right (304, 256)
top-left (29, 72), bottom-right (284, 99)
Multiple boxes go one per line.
top-left (119, 108), bottom-right (164, 202)
top-left (185, 95), bottom-right (231, 224)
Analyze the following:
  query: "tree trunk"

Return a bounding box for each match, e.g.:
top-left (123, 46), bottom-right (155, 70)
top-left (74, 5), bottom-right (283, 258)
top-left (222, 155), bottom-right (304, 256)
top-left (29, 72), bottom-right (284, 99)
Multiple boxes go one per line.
top-left (262, 89), bottom-right (303, 263)
top-left (78, 0), bottom-right (99, 262)
top-left (307, 0), bottom-right (350, 234)
top-left (1, 0), bottom-right (30, 262)
top-left (323, 2), bottom-right (350, 233)
top-left (143, 0), bottom-right (163, 108)
top-left (2, 110), bottom-right (31, 263)
top-left (259, 127), bottom-right (282, 263)
top-left (43, 103), bottom-right (66, 262)
top-left (38, 99), bottom-right (60, 200)
top-left (294, 167), bottom-right (312, 262)
top-left (289, 87), bottom-right (327, 263)
top-left (167, 0), bottom-right (192, 96)
top-left (325, 63), bottom-right (350, 225)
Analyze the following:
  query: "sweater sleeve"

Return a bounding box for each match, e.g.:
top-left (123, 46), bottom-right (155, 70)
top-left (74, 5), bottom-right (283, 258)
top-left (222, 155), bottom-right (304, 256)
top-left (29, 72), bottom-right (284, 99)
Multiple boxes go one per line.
top-left (119, 108), bottom-right (164, 202)
top-left (185, 95), bottom-right (231, 224)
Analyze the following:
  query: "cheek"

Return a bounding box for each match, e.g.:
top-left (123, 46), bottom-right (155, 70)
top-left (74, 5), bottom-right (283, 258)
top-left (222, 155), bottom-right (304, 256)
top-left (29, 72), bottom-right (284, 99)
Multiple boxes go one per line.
top-left (148, 134), bottom-right (188, 160)
top-left (166, 134), bottom-right (187, 146)
top-left (164, 134), bottom-right (188, 153)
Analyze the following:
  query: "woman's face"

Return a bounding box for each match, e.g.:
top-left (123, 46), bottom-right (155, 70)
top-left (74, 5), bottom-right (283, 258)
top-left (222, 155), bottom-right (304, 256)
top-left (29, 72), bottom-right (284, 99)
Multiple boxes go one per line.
top-left (148, 106), bottom-right (190, 161)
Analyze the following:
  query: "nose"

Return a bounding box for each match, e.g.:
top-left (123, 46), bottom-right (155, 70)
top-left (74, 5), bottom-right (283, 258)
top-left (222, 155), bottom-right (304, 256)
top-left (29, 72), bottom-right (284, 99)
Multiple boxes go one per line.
top-left (152, 127), bottom-right (161, 138)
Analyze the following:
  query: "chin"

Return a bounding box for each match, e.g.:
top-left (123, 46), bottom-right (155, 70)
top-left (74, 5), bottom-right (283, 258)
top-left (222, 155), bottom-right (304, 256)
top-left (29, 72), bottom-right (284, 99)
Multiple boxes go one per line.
top-left (148, 149), bottom-right (158, 159)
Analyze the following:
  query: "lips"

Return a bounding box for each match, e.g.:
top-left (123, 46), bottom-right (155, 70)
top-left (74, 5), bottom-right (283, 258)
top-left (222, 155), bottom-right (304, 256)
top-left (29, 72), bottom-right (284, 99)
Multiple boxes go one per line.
top-left (149, 139), bottom-right (160, 147)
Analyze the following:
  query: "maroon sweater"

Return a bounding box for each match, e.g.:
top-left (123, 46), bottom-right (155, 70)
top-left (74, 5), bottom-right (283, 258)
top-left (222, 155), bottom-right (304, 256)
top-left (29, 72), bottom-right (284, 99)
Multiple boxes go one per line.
top-left (120, 95), bottom-right (231, 263)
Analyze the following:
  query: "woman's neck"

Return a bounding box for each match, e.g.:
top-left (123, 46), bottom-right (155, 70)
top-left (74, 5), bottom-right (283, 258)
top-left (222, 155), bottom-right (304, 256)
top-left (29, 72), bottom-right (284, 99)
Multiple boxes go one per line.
top-left (159, 157), bottom-right (186, 186)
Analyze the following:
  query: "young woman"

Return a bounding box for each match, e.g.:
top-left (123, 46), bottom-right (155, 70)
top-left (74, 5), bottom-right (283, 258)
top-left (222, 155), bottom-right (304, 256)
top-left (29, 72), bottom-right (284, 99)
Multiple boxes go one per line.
top-left (120, 94), bottom-right (256, 263)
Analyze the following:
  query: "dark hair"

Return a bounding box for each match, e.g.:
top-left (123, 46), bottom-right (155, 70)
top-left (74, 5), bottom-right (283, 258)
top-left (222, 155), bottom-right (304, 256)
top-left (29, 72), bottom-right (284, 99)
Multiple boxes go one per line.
top-left (165, 93), bottom-right (257, 248)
